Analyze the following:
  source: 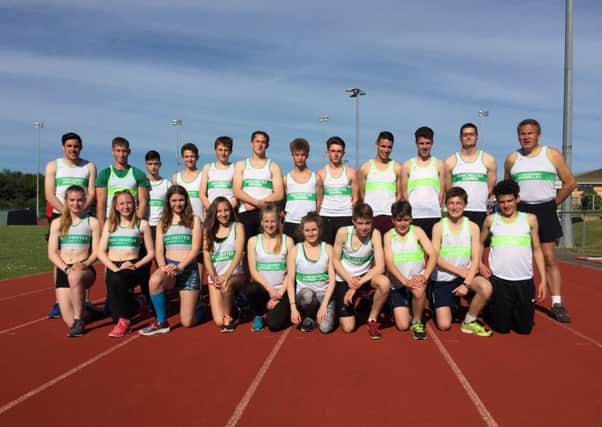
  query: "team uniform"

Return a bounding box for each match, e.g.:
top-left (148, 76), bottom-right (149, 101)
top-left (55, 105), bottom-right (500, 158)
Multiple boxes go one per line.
top-left (451, 151), bottom-right (489, 228)
top-left (176, 171), bottom-right (203, 219)
top-left (485, 212), bottom-right (535, 334)
top-left (163, 223), bottom-right (200, 290)
top-left (407, 157), bottom-right (441, 238)
top-left (147, 178), bottom-right (170, 240)
top-left (319, 165), bottom-right (353, 244)
top-left (239, 158), bottom-right (275, 240)
top-left (283, 172), bottom-right (317, 243)
top-left (364, 160), bottom-right (396, 235)
top-left (96, 165), bottom-right (149, 216)
top-left (55, 216), bottom-right (96, 287)
top-left (53, 158), bottom-right (91, 215)
top-left (510, 146), bottom-right (561, 243)
top-left (208, 223), bottom-right (244, 285)
top-left (386, 225), bottom-right (425, 308)
top-left (207, 162), bottom-right (235, 203)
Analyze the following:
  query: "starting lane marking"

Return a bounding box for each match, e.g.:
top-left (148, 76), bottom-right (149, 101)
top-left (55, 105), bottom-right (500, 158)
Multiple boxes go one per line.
top-left (0, 317), bottom-right (47, 335)
top-left (0, 334), bottom-right (140, 415)
top-left (225, 328), bottom-right (291, 427)
top-left (535, 311), bottom-right (602, 349)
top-left (0, 287), bottom-right (53, 303)
top-left (429, 328), bottom-right (499, 427)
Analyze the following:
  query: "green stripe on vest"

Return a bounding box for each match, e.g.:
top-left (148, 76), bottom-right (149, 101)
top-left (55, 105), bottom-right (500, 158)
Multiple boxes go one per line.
top-left (59, 234), bottom-right (91, 245)
top-left (407, 177), bottom-right (440, 190)
top-left (440, 246), bottom-right (471, 257)
top-left (324, 187), bottom-right (351, 196)
top-left (511, 171), bottom-right (557, 182)
top-left (149, 199), bottom-right (164, 207)
top-left (257, 261), bottom-right (286, 271)
top-left (342, 252), bottom-right (374, 265)
top-left (211, 250), bottom-right (235, 263)
top-left (243, 178), bottom-right (273, 189)
top-left (365, 181), bottom-right (395, 192)
top-left (296, 272), bottom-right (328, 283)
top-left (393, 251), bottom-right (424, 263)
top-left (108, 236), bottom-right (141, 247)
top-left (208, 181), bottom-right (233, 189)
top-left (286, 192), bottom-right (317, 201)
top-left (55, 177), bottom-right (88, 186)
top-left (451, 173), bottom-right (487, 183)
top-left (490, 235), bottom-right (531, 247)
top-left (164, 235), bottom-right (192, 245)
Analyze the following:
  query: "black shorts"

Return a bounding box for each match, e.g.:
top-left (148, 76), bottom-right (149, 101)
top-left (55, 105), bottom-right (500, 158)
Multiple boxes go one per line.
top-left (334, 280), bottom-right (372, 318)
top-left (283, 222), bottom-right (301, 243)
top-left (429, 278), bottom-right (463, 309)
top-left (55, 265), bottom-right (96, 289)
top-left (238, 210), bottom-right (261, 242)
top-left (412, 217), bottom-right (439, 239)
top-left (320, 216), bottom-right (352, 245)
top-left (389, 286), bottom-right (412, 308)
top-left (463, 211), bottom-right (487, 230)
top-left (150, 225), bottom-right (157, 243)
top-left (485, 275), bottom-right (535, 334)
top-left (518, 200), bottom-right (562, 243)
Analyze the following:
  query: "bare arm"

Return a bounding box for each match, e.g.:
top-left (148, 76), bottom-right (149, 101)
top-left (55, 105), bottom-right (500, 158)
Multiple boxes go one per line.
top-left (395, 162), bottom-right (403, 201)
top-left (44, 161), bottom-right (63, 213)
top-left (358, 230), bottom-right (385, 285)
top-left (483, 152), bottom-right (497, 197)
top-left (383, 231), bottom-right (410, 287)
top-left (223, 222), bottom-right (246, 278)
top-left (287, 242), bottom-right (301, 324)
top-left (263, 162), bottom-right (284, 204)
top-left (199, 163), bottom-right (211, 210)
top-left (356, 163), bottom-right (368, 202)
top-left (503, 152), bottom-right (517, 180)
top-left (96, 187), bottom-right (107, 230)
top-left (415, 227), bottom-right (438, 280)
top-left (136, 186), bottom-right (149, 220)
top-left (315, 172), bottom-right (324, 213)
top-left (529, 214), bottom-right (547, 301)
top-left (331, 227), bottom-right (353, 284)
top-left (246, 237), bottom-right (276, 294)
top-left (47, 220), bottom-right (66, 270)
top-left (96, 223), bottom-right (118, 272)
top-left (177, 217), bottom-right (202, 271)
top-left (400, 161), bottom-right (410, 201)
top-left (444, 155), bottom-right (456, 192)
top-left (135, 221), bottom-right (155, 268)
top-left (548, 148), bottom-right (576, 205)
top-left (84, 163), bottom-right (97, 211)
top-left (437, 159), bottom-right (445, 207)
top-left (317, 244), bottom-right (337, 321)
top-left (233, 161), bottom-right (258, 206)
top-left (479, 215), bottom-right (494, 278)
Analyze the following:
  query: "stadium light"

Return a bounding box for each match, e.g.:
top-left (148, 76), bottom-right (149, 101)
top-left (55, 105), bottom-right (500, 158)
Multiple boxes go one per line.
top-left (346, 88), bottom-right (366, 169)
top-left (33, 121), bottom-right (44, 221)
top-left (171, 119), bottom-right (182, 171)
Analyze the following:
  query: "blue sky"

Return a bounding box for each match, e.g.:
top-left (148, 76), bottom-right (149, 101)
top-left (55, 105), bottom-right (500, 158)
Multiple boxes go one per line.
top-left (1, 0), bottom-right (600, 178)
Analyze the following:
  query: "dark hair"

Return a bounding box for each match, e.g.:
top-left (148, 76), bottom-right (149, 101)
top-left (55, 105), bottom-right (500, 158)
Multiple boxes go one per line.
top-left (61, 132), bottom-right (82, 146)
top-left (326, 136), bottom-right (345, 149)
top-left (493, 179), bottom-right (520, 198)
top-left (112, 137), bottom-right (130, 149)
top-left (352, 202), bottom-right (374, 220)
top-left (181, 143), bottom-right (199, 157)
top-left (377, 131), bottom-right (394, 143)
top-left (214, 136), bottom-right (233, 151)
top-left (160, 185), bottom-right (194, 234)
top-left (251, 130), bottom-right (270, 147)
top-left (391, 200), bottom-right (412, 219)
top-left (145, 150), bottom-right (161, 161)
top-left (517, 118), bottom-right (541, 135)
top-left (459, 123), bottom-right (478, 136)
top-left (414, 126), bottom-right (434, 141)
top-left (204, 197), bottom-right (235, 253)
top-left (445, 186), bottom-right (468, 204)
top-left (290, 138), bottom-right (310, 154)
top-left (299, 211), bottom-right (322, 241)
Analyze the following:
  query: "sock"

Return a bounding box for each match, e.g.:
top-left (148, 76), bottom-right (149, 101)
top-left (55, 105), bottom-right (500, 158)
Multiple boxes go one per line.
top-left (464, 313), bottom-right (477, 324)
top-left (551, 295), bottom-right (562, 305)
top-left (150, 292), bottom-right (167, 323)
top-left (368, 318), bottom-right (377, 323)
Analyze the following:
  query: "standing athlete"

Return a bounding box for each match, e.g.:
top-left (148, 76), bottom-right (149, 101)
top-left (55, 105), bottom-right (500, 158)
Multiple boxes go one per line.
top-left (504, 119), bottom-right (576, 322)
top-left (200, 136), bottom-right (238, 218)
top-left (173, 143), bottom-right (203, 220)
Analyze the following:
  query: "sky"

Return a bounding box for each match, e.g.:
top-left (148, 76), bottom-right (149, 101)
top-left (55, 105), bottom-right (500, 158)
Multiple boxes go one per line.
top-left (1, 0), bottom-right (601, 178)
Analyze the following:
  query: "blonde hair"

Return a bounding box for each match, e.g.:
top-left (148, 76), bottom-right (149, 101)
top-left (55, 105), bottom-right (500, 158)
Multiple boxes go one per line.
top-left (108, 190), bottom-right (139, 233)
top-left (260, 203), bottom-right (282, 253)
top-left (58, 185), bottom-right (86, 237)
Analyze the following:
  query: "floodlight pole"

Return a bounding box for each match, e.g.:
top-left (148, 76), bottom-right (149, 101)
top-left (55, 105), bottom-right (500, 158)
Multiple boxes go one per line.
top-left (171, 119), bottom-right (182, 172)
top-left (346, 88), bottom-right (366, 169)
top-left (34, 121), bottom-right (44, 221)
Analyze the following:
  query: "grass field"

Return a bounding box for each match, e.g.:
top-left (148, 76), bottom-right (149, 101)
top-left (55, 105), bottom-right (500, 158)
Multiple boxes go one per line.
top-left (571, 218), bottom-right (602, 256)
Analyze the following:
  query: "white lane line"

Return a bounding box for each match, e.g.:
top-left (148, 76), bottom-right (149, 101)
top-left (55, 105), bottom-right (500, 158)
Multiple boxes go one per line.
top-left (225, 328), bottom-right (291, 427)
top-left (0, 317), bottom-right (47, 335)
top-left (0, 287), bottom-right (53, 302)
top-left (535, 311), bottom-right (602, 349)
top-left (429, 328), bottom-right (499, 427)
top-left (0, 334), bottom-right (140, 415)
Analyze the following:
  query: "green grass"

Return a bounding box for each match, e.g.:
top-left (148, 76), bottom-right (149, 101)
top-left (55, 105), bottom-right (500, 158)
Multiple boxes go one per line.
top-left (570, 218), bottom-right (602, 257)
top-left (0, 225), bottom-right (52, 279)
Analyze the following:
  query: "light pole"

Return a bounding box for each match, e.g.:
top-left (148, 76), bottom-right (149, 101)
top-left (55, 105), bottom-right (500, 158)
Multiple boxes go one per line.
top-left (478, 109), bottom-right (489, 143)
top-left (33, 121), bottom-right (44, 221)
top-left (319, 114), bottom-right (329, 143)
top-left (171, 119), bottom-right (182, 172)
top-left (346, 88), bottom-right (366, 169)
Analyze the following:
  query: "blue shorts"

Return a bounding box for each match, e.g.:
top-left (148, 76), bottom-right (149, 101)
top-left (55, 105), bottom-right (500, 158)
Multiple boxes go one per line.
top-left (389, 286), bottom-right (412, 309)
top-left (429, 278), bottom-right (463, 309)
top-left (166, 258), bottom-right (200, 291)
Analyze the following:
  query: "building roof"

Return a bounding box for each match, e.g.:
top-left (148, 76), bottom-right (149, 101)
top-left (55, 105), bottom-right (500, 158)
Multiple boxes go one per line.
top-left (574, 168), bottom-right (602, 184)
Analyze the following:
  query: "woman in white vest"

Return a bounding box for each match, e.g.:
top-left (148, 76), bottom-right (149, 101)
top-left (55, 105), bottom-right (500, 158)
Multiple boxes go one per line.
top-left (288, 212), bottom-right (336, 333)
top-left (48, 185), bottom-right (100, 337)
top-left (97, 190), bottom-right (155, 337)
top-left (203, 197), bottom-right (245, 332)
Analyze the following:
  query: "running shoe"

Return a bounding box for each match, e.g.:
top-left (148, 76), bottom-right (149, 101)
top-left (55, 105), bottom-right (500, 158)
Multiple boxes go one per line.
top-left (139, 319), bottom-right (170, 336)
top-left (461, 320), bottom-right (493, 337)
top-left (367, 319), bottom-right (382, 340)
top-left (67, 319), bottom-right (85, 337)
top-left (410, 320), bottom-right (427, 340)
top-left (251, 315), bottom-right (264, 332)
top-left (221, 315), bottom-right (235, 333)
top-left (550, 303), bottom-right (571, 323)
top-left (48, 303), bottom-right (61, 319)
top-left (300, 317), bottom-right (316, 332)
top-left (109, 318), bottom-right (131, 337)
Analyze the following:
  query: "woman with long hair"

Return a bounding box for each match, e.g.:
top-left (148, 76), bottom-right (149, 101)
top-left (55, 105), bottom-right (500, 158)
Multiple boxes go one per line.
top-left (97, 190), bottom-right (155, 337)
top-left (139, 185), bottom-right (202, 335)
top-left (245, 203), bottom-right (295, 332)
top-left (47, 185), bottom-right (100, 336)
top-left (203, 197), bottom-right (245, 332)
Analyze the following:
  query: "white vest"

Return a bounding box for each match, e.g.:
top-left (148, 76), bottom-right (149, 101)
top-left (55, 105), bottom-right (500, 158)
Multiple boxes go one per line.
top-left (320, 165), bottom-right (352, 217)
top-left (148, 178), bottom-right (170, 227)
top-left (364, 160), bottom-right (396, 216)
top-left (176, 171), bottom-right (203, 217)
top-left (510, 146), bottom-right (557, 204)
top-left (210, 224), bottom-right (243, 276)
top-left (239, 158), bottom-right (274, 213)
top-left (489, 213), bottom-right (532, 281)
top-left (295, 242), bottom-right (329, 296)
top-left (407, 157), bottom-right (441, 219)
top-left (335, 226), bottom-right (374, 281)
top-left (387, 226), bottom-right (425, 289)
top-left (54, 158), bottom-right (90, 214)
top-left (451, 151), bottom-right (488, 212)
top-left (433, 217), bottom-right (472, 282)
top-left (284, 171), bottom-right (317, 224)
top-left (207, 162), bottom-right (234, 203)
top-left (255, 234), bottom-right (289, 290)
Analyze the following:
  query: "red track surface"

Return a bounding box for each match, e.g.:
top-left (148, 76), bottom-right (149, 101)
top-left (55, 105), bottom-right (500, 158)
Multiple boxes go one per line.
top-left (1, 261), bottom-right (600, 426)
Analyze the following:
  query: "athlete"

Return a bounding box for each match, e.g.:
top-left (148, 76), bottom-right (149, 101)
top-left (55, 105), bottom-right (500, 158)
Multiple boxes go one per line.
top-left (200, 136), bottom-right (237, 217)
top-left (333, 203), bottom-right (390, 339)
top-left (357, 131), bottom-right (402, 235)
top-left (401, 126), bottom-right (445, 239)
top-left (97, 190), bottom-right (154, 337)
top-left (480, 179), bottom-right (547, 334)
top-left (233, 131), bottom-right (284, 242)
top-left (139, 185), bottom-right (203, 335)
top-left (445, 123), bottom-right (497, 228)
top-left (44, 132), bottom-right (96, 319)
top-left (47, 185), bottom-right (100, 336)
top-left (504, 119), bottom-right (576, 322)
top-left (145, 150), bottom-right (170, 242)
top-left (288, 212), bottom-right (336, 333)
top-left (245, 204), bottom-right (295, 332)
top-left (317, 136), bottom-right (358, 245)
top-left (283, 138), bottom-right (321, 243)
top-left (383, 201), bottom-right (437, 340)
top-left (173, 143), bottom-right (203, 219)
top-left (430, 187), bottom-right (493, 336)
top-left (203, 197), bottom-right (246, 332)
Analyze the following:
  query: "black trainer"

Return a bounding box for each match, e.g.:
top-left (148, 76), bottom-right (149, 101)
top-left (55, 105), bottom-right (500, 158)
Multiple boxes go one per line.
top-left (550, 303), bottom-right (571, 323)
top-left (300, 317), bottom-right (316, 332)
top-left (68, 319), bottom-right (85, 337)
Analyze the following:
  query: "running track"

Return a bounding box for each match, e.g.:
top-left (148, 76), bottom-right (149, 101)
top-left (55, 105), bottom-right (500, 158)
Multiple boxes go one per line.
top-left (0, 261), bottom-right (600, 426)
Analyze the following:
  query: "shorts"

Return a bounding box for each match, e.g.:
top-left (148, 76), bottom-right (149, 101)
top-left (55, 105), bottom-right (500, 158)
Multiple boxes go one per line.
top-left (412, 217), bottom-right (439, 239)
top-left (372, 215), bottom-right (393, 236)
top-left (389, 286), bottom-right (412, 309)
top-left (428, 278), bottom-right (463, 309)
top-left (320, 216), bottom-right (352, 245)
top-left (334, 280), bottom-right (372, 318)
top-left (485, 275), bottom-right (535, 334)
top-left (283, 222), bottom-right (301, 243)
top-left (45, 212), bottom-right (62, 242)
top-left (55, 265), bottom-right (96, 288)
top-left (239, 210), bottom-right (261, 242)
top-left (518, 200), bottom-right (562, 243)
top-left (463, 211), bottom-right (487, 230)
top-left (150, 225), bottom-right (157, 243)
top-left (166, 258), bottom-right (200, 291)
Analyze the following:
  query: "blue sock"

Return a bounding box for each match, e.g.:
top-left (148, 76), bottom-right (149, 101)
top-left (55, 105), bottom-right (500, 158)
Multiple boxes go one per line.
top-left (150, 293), bottom-right (167, 323)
